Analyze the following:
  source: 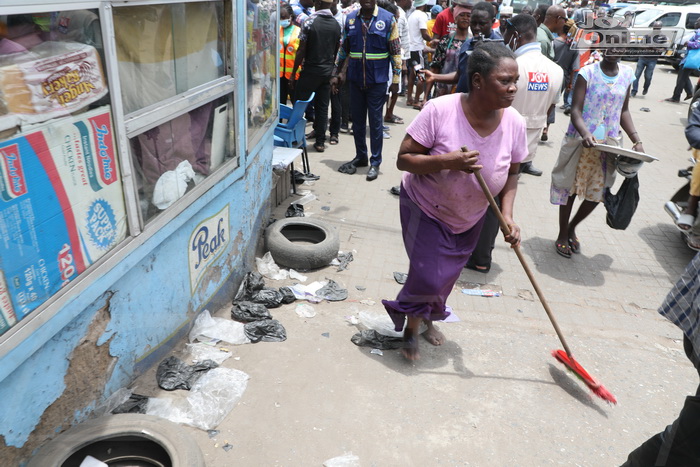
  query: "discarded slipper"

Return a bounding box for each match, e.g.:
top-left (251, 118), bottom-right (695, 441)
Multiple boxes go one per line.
top-left (676, 213), bottom-right (695, 231)
top-left (555, 241), bottom-right (572, 258)
top-left (568, 237), bottom-right (580, 254)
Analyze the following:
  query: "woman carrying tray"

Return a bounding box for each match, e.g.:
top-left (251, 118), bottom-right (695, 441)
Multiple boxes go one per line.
top-left (550, 34), bottom-right (644, 258)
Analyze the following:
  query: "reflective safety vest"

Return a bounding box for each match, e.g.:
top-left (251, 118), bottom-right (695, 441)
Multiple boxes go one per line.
top-left (345, 8), bottom-right (394, 86)
top-left (280, 25), bottom-right (301, 80)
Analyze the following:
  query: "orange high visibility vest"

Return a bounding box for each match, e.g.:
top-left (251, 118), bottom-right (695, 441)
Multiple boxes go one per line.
top-left (280, 25), bottom-right (301, 80)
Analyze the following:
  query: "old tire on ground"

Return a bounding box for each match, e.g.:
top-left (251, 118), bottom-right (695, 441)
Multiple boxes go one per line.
top-left (265, 218), bottom-right (339, 270)
top-left (27, 414), bottom-right (205, 467)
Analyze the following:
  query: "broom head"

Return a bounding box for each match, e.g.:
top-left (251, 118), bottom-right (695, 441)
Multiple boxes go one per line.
top-left (552, 349), bottom-right (617, 404)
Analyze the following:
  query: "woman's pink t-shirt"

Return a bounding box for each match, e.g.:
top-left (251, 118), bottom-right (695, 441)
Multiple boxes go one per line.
top-left (402, 93), bottom-right (527, 234)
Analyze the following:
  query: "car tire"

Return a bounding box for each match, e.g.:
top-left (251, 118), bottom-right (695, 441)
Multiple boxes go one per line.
top-left (27, 414), bottom-right (205, 467)
top-left (265, 218), bottom-right (339, 270)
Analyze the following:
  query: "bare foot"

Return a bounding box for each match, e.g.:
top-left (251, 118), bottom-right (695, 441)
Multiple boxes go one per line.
top-left (421, 320), bottom-right (445, 346)
top-left (402, 328), bottom-right (420, 361)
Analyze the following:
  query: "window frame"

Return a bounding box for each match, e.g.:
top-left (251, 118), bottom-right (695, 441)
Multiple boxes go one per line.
top-left (0, 0), bottom-right (250, 367)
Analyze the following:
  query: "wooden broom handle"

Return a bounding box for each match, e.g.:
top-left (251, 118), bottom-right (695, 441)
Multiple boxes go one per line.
top-left (462, 146), bottom-right (574, 357)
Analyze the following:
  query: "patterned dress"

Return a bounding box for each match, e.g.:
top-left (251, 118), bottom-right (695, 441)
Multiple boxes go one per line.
top-left (550, 61), bottom-right (634, 204)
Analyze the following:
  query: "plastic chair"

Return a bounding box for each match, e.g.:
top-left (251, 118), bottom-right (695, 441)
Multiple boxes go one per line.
top-left (274, 92), bottom-right (315, 174)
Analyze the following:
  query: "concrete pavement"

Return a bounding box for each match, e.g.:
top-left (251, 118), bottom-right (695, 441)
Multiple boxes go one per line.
top-left (138, 62), bottom-right (699, 466)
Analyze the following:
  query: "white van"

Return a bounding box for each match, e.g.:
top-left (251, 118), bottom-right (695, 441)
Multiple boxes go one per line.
top-left (632, 5), bottom-right (700, 67)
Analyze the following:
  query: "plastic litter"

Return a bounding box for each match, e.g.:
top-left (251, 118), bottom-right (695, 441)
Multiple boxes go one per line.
top-left (295, 303), bottom-right (316, 318)
top-left (285, 203), bottom-right (305, 217)
top-left (335, 251), bottom-right (354, 272)
top-left (152, 160), bottom-right (195, 210)
top-left (156, 356), bottom-right (218, 391)
top-left (79, 456), bottom-right (108, 467)
top-left (317, 279), bottom-right (348, 301)
top-left (244, 319), bottom-right (287, 342)
top-left (189, 310), bottom-right (251, 345)
top-left (355, 285), bottom-right (366, 291)
top-left (640, 107), bottom-right (651, 112)
top-left (256, 252), bottom-right (289, 281)
top-left (223, 444), bottom-right (233, 452)
top-left (146, 367), bottom-right (250, 431)
top-left (186, 343), bottom-right (231, 365)
top-left (323, 453), bottom-right (361, 467)
top-left (231, 301), bottom-right (272, 322)
top-left (393, 272), bottom-right (408, 284)
top-left (250, 288), bottom-right (285, 308)
top-left (351, 330), bottom-right (404, 349)
top-left (461, 288), bottom-right (501, 297)
top-left (113, 394), bottom-right (149, 414)
top-left (359, 299), bottom-right (375, 306)
top-left (321, 206), bottom-right (331, 211)
top-left (295, 192), bottom-right (317, 205)
top-left (207, 430), bottom-right (220, 438)
top-left (370, 348), bottom-right (384, 356)
top-left (289, 269), bottom-right (307, 282)
top-left (289, 281), bottom-right (327, 302)
top-left (358, 311), bottom-right (403, 337)
top-left (234, 272), bottom-right (266, 301)
top-left (279, 286), bottom-right (297, 304)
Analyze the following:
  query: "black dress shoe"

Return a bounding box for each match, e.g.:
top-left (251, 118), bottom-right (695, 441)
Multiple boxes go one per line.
top-left (521, 162), bottom-right (543, 176)
top-left (366, 166), bottom-right (379, 181)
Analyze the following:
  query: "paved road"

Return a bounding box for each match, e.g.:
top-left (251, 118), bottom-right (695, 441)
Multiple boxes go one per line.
top-left (141, 62), bottom-right (700, 466)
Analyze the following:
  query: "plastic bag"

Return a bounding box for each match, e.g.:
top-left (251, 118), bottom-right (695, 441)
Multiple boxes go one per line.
top-left (335, 252), bottom-right (354, 272)
top-left (244, 319), bottom-right (287, 342)
top-left (251, 288), bottom-right (284, 308)
top-left (604, 175), bottom-right (640, 230)
top-left (285, 203), bottom-right (305, 217)
top-left (146, 367), bottom-right (250, 431)
top-left (112, 393), bottom-right (149, 414)
top-left (156, 356), bottom-right (218, 391)
top-left (323, 453), bottom-right (360, 467)
top-left (317, 279), bottom-right (348, 301)
top-left (234, 272), bottom-right (266, 301)
top-left (358, 311), bottom-right (403, 337)
top-left (351, 330), bottom-right (404, 349)
top-left (186, 343), bottom-right (232, 365)
top-left (279, 286), bottom-right (296, 304)
top-left (295, 303), bottom-right (316, 318)
top-left (289, 281), bottom-right (326, 302)
top-left (256, 252), bottom-right (289, 280)
top-left (231, 301), bottom-right (272, 322)
top-left (393, 272), bottom-right (408, 284)
top-left (189, 310), bottom-right (251, 345)
top-left (152, 160), bottom-right (195, 210)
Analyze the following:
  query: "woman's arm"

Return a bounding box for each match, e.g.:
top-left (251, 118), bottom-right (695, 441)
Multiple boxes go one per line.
top-left (619, 85), bottom-right (644, 153)
top-left (569, 74), bottom-right (595, 147)
top-left (496, 165), bottom-right (521, 247)
top-left (397, 133), bottom-right (482, 174)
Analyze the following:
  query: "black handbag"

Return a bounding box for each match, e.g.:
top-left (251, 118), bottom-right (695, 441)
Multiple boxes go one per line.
top-left (604, 175), bottom-right (640, 230)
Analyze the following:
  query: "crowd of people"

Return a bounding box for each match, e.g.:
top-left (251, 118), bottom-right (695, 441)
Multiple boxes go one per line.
top-left (283, 1), bottom-right (700, 462)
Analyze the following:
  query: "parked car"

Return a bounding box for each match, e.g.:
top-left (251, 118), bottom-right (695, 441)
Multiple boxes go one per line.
top-left (632, 5), bottom-right (700, 67)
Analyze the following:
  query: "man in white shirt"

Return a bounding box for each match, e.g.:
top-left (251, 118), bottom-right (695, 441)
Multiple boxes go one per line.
top-left (503, 13), bottom-right (562, 176)
top-left (406, 0), bottom-right (431, 107)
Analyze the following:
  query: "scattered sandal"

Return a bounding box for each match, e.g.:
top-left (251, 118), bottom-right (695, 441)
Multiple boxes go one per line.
top-left (329, 135), bottom-right (339, 145)
top-left (568, 237), bottom-right (581, 254)
top-left (676, 213), bottom-right (695, 231)
top-left (555, 241), bottom-right (572, 258)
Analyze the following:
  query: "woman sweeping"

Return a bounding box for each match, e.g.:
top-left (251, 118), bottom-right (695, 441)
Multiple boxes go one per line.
top-left (551, 39), bottom-right (644, 258)
top-left (382, 42), bottom-right (527, 361)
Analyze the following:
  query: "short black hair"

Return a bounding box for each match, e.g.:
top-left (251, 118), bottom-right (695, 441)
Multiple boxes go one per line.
top-left (280, 1), bottom-right (294, 18)
top-left (467, 41), bottom-right (515, 86)
top-left (535, 3), bottom-right (549, 18)
top-left (377, 0), bottom-right (398, 15)
top-left (472, 1), bottom-right (495, 19)
top-left (508, 12), bottom-right (537, 36)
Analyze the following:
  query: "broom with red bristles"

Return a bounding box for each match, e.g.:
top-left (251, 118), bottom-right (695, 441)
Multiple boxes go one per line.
top-left (468, 153), bottom-right (617, 404)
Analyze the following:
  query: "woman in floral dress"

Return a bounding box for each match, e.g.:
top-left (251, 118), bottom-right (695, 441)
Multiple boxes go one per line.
top-left (425, 7), bottom-right (470, 98)
top-left (550, 42), bottom-right (645, 258)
